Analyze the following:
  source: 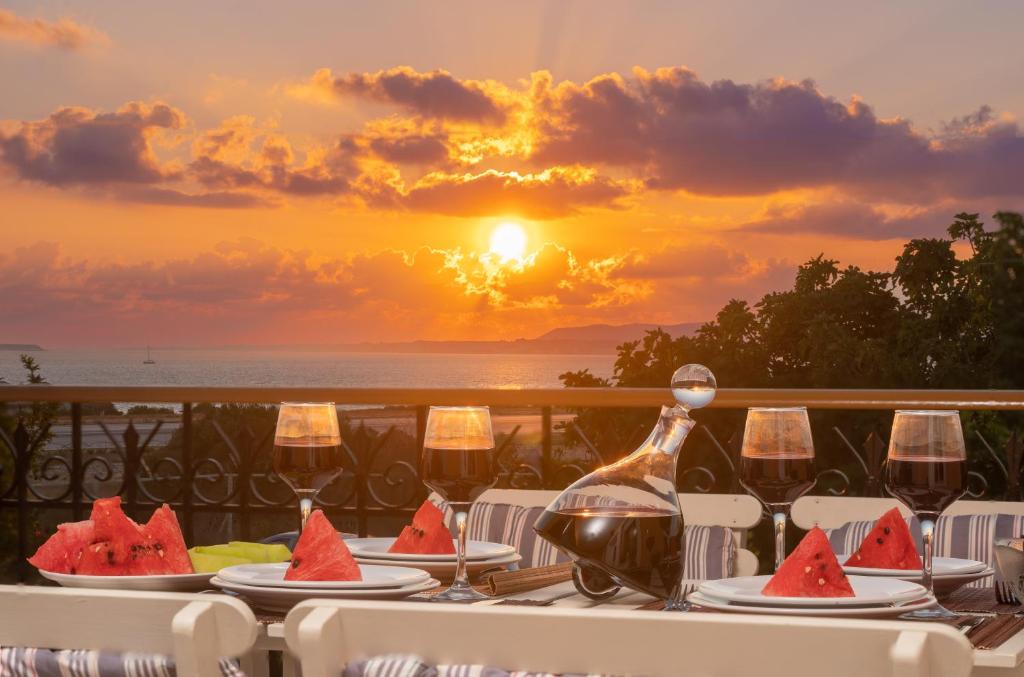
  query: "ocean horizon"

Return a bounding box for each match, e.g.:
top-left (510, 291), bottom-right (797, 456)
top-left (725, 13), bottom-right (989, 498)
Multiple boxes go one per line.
top-left (0, 348), bottom-right (616, 390)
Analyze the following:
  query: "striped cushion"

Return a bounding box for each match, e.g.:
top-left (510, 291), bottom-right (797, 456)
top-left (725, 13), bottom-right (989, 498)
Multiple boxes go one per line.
top-left (343, 654), bottom-right (616, 677)
top-left (824, 513), bottom-right (1024, 596)
top-left (0, 647), bottom-right (243, 676)
top-left (434, 497), bottom-right (736, 579)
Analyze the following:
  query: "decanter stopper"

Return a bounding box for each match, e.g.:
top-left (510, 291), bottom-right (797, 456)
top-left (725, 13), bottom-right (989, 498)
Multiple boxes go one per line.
top-left (671, 364), bottom-right (717, 412)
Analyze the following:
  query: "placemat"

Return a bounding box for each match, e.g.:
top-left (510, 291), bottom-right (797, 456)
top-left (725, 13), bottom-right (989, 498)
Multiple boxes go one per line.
top-left (945, 587), bottom-right (1024, 614)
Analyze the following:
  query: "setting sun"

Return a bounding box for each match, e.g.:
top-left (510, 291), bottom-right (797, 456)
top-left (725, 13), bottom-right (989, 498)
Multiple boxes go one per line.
top-left (489, 222), bottom-right (528, 262)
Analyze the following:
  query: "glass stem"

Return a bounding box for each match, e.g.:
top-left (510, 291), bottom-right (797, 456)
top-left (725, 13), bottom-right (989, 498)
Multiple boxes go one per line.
top-left (451, 506), bottom-right (471, 590)
top-left (772, 511), bottom-right (787, 572)
top-left (297, 490), bottom-right (315, 532)
top-left (920, 517), bottom-right (936, 595)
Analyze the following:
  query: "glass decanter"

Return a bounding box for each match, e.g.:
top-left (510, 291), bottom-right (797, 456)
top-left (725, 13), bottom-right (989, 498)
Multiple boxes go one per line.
top-left (533, 364), bottom-right (716, 609)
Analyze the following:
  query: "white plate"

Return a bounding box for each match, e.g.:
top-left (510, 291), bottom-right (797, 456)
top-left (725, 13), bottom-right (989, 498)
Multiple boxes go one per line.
top-left (932, 569), bottom-right (995, 596)
top-left (346, 538), bottom-right (515, 562)
top-left (840, 555), bottom-right (988, 577)
top-left (40, 570), bottom-right (215, 592)
top-left (211, 576), bottom-right (439, 612)
top-left (698, 575), bottom-right (926, 607)
top-left (216, 562), bottom-right (430, 590)
top-left (687, 591), bottom-right (938, 618)
top-left (353, 552), bottom-right (521, 579)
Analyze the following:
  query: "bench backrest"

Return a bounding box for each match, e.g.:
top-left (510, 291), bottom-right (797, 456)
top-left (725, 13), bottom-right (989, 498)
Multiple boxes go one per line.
top-left (0, 585), bottom-right (257, 677)
top-left (471, 489), bottom-right (762, 576)
top-left (285, 599), bottom-right (972, 677)
top-left (792, 497), bottom-right (1024, 530)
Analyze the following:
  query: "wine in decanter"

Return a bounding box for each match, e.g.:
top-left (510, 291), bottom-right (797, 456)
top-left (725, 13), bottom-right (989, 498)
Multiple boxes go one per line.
top-left (533, 364), bottom-right (716, 609)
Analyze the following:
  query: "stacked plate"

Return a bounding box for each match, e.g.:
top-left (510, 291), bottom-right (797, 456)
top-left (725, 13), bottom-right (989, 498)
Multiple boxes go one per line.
top-left (211, 563), bottom-right (438, 613)
top-left (40, 570), bottom-right (215, 592)
top-left (839, 555), bottom-right (993, 596)
top-left (689, 575), bottom-right (936, 617)
top-left (345, 538), bottom-right (521, 579)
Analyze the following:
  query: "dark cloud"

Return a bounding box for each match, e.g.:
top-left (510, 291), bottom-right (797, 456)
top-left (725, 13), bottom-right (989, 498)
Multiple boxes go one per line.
top-left (614, 243), bottom-right (755, 279)
top-left (529, 68), bottom-right (1024, 201)
top-left (741, 198), bottom-right (1024, 240)
top-left (319, 67), bottom-right (510, 123)
top-left (367, 134), bottom-right (449, 165)
top-left (118, 186), bottom-right (275, 209)
top-left (0, 102), bottom-right (184, 186)
top-left (189, 128), bottom-right (354, 197)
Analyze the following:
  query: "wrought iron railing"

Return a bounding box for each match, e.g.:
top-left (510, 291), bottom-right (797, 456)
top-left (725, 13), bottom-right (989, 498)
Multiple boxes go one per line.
top-left (1, 386), bottom-right (1022, 582)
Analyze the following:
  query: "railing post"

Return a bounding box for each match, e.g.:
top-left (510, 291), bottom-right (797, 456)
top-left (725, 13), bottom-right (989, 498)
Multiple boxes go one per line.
top-left (122, 420), bottom-right (141, 520)
top-left (181, 403), bottom-right (194, 543)
top-left (71, 403), bottom-right (84, 521)
top-left (236, 426), bottom-right (256, 541)
top-left (355, 424), bottom-right (369, 538)
top-left (1007, 430), bottom-right (1023, 501)
top-left (14, 419), bottom-right (30, 582)
top-left (862, 429), bottom-right (887, 497)
top-left (541, 406), bottom-right (552, 488)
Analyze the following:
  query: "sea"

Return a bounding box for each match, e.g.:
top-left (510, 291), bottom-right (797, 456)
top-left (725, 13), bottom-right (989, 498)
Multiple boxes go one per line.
top-left (0, 348), bottom-right (616, 389)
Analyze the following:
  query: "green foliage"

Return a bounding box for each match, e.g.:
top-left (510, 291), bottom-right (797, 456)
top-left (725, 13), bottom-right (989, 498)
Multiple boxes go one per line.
top-left (126, 405), bottom-right (175, 416)
top-left (561, 212), bottom-right (1024, 487)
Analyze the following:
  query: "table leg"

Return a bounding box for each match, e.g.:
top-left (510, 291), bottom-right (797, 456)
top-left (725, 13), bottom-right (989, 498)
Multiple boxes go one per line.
top-left (239, 649), bottom-right (270, 677)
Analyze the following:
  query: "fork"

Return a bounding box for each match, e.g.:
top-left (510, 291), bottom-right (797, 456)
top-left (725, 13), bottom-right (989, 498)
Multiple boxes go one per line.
top-left (958, 616), bottom-right (987, 635)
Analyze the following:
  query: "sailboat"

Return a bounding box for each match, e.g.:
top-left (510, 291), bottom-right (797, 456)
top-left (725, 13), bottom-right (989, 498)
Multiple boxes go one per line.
top-left (143, 346), bottom-right (156, 365)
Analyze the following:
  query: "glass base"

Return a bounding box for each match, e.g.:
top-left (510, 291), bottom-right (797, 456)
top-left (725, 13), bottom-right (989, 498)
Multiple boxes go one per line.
top-left (431, 582), bottom-right (490, 603)
top-left (899, 602), bottom-right (958, 620)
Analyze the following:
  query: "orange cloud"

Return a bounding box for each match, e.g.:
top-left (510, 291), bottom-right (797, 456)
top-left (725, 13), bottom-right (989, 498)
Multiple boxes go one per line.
top-left (363, 166), bottom-right (635, 218)
top-left (0, 238), bottom-right (789, 345)
top-left (0, 9), bottom-right (108, 50)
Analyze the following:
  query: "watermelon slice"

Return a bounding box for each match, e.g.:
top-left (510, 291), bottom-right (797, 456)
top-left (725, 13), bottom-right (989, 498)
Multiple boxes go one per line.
top-left (285, 509), bottom-right (361, 581)
top-left (845, 507), bottom-right (922, 570)
top-left (29, 497), bottom-right (193, 576)
top-left (139, 504), bottom-right (193, 574)
top-left (388, 500), bottom-right (456, 555)
top-left (762, 527), bottom-right (854, 597)
top-left (27, 520), bottom-right (95, 574)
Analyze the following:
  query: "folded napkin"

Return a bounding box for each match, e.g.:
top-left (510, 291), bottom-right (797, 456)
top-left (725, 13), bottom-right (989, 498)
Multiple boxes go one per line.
top-left (482, 562), bottom-right (573, 596)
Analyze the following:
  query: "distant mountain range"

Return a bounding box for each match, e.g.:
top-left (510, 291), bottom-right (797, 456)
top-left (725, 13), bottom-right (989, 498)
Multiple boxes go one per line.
top-left (328, 321), bottom-right (703, 355)
top-left (5, 322), bottom-right (705, 356)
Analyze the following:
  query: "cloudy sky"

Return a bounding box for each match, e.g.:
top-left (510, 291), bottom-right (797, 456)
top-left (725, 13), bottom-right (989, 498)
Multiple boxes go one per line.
top-left (1, 0), bottom-right (1022, 346)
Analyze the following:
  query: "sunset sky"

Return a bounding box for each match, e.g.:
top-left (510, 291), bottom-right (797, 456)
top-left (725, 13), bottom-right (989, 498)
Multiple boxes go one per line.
top-left (2, 1), bottom-right (1023, 347)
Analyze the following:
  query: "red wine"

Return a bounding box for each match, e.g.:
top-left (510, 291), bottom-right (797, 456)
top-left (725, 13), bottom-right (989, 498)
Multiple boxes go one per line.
top-left (533, 507), bottom-right (684, 600)
top-left (273, 443), bottom-right (343, 492)
top-left (885, 457), bottom-right (967, 517)
top-left (421, 447), bottom-right (494, 504)
top-left (739, 455), bottom-right (816, 506)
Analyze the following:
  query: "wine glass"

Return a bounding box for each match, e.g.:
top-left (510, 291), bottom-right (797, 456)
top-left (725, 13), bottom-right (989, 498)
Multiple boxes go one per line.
top-left (421, 406), bottom-right (496, 602)
top-left (273, 402), bottom-right (343, 531)
top-left (739, 407), bottom-right (816, 572)
top-left (884, 410), bottom-right (967, 619)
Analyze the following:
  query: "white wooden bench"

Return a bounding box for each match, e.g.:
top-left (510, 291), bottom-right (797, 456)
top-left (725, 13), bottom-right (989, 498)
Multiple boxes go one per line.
top-left (0, 585), bottom-right (257, 677)
top-left (284, 599), bottom-right (973, 677)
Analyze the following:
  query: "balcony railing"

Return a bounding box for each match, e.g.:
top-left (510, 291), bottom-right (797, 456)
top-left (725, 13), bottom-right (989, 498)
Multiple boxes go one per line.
top-left (1, 386), bottom-right (1022, 582)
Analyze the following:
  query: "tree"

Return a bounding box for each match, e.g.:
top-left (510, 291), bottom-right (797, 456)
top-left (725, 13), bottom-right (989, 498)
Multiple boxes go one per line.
top-left (561, 212), bottom-right (1023, 493)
